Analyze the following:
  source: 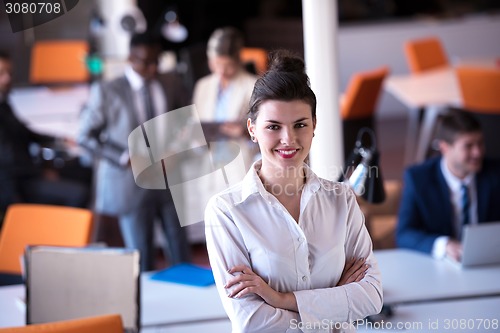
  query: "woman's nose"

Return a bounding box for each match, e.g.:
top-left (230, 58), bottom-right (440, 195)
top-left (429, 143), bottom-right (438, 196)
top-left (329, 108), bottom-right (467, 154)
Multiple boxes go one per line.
top-left (280, 127), bottom-right (296, 145)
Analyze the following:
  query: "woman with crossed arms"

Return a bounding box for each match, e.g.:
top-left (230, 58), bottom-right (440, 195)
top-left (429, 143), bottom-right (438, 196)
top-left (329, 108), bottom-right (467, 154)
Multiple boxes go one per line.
top-left (205, 49), bottom-right (382, 333)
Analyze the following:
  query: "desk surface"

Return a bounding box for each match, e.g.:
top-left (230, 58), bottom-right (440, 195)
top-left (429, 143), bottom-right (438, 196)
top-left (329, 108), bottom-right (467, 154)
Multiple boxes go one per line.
top-left (0, 274), bottom-right (227, 329)
top-left (358, 296), bottom-right (500, 333)
top-left (385, 58), bottom-right (499, 109)
top-left (376, 249), bottom-right (500, 306)
top-left (384, 67), bottom-right (461, 109)
top-left (2, 249), bottom-right (500, 330)
top-left (10, 85), bottom-right (89, 139)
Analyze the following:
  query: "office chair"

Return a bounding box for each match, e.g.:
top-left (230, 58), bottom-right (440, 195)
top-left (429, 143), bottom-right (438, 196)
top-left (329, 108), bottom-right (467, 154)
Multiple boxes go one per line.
top-left (455, 66), bottom-right (500, 159)
top-left (456, 66), bottom-right (500, 113)
top-left (0, 314), bottom-right (123, 333)
top-left (404, 36), bottom-right (449, 74)
top-left (0, 204), bottom-right (93, 276)
top-left (30, 40), bottom-right (90, 84)
top-left (240, 47), bottom-right (268, 75)
top-left (341, 66), bottom-right (390, 160)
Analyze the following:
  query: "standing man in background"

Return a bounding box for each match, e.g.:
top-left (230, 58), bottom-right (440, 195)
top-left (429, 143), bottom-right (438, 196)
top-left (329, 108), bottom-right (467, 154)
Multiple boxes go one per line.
top-left (0, 50), bottom-right (89, 215)
top-left (78, 33), bottom-right (191, 271)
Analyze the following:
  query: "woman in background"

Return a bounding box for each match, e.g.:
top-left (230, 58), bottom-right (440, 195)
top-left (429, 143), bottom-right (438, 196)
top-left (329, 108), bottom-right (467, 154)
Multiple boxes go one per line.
top-left (192, 26), bottom-right (259, 166)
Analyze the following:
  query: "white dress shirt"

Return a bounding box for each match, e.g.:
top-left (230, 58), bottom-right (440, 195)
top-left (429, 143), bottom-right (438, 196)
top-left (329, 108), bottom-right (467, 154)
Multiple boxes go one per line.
top-left (432, 158), bottom-right (478, 259)
top-left (205, 160), bottom-right (383, 333)
top-left (124, 66), bottom-right (167, 124)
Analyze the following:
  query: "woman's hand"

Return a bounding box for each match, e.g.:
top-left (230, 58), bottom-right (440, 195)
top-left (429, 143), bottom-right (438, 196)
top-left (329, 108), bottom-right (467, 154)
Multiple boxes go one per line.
top-left (225, 265), bottom-right (298, 312)
top-left (337, 257), bottom-right (369, 286)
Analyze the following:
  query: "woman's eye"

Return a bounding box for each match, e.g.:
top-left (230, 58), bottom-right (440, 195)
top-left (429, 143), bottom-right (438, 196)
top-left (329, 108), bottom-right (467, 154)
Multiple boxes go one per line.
top-left (267, 125), bottom-right (280, 130)
top-left (295, 123), bottom-right (306, 128)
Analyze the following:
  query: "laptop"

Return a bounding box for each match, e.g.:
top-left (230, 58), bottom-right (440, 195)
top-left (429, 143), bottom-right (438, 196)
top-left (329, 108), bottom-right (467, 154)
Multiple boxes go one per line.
top-left (460, 221), bottom-right (500, 268)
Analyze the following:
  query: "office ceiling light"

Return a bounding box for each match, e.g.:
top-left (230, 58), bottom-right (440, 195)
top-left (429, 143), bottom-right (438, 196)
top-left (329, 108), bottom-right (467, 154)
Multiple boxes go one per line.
top-left (161, 9), bottom-right (188, 43)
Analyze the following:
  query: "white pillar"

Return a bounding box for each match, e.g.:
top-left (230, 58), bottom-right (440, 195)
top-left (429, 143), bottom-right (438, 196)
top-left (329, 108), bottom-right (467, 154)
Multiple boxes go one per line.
top-left (96, 0), bottom-right (139, 59)
top-left (302, 0), bottom-right (343, 181)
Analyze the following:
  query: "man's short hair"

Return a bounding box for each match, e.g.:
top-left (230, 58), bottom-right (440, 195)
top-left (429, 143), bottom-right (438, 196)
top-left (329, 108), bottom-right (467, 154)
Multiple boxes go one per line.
top-left (436, 109), bottom-right (482, 144)
top-left (0, 50), bottom-right (11, 62)
top-left (129, 32), bottom-right (162, 50)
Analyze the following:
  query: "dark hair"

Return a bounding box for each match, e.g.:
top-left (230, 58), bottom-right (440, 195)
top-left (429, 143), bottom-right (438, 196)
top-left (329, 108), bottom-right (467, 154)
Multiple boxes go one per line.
top-left (206, 26), bottom-right (244, 61)
top-left (130, 32), bottom-right (162, 50)
top-left (248, 49), bottom-right (317, 123)
top-left (0, 50), bottom-right (11, 61)
top-left (436, 109), bottom-right (482, 144)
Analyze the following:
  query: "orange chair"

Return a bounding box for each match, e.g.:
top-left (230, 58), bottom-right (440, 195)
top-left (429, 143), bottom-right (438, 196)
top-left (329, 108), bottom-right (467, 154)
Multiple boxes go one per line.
top-left (341, 66), bottom-right (390, 121)
top-left (341, 66), bottom-right (390, 158)
top-left (404, 36), bottom-right (449, 73)
top-left (240, 47), bottom-right (268, 75)
top-left (456, 66), bottom-right (500, 113)
top-left (0, 314), bottom-right (123, 333)
top-left (455, 66), bottom-right (500, 159)
top-left (30, 40), bottom-right (89, 84)
top-left (0, 204), bottom-right (93, 275)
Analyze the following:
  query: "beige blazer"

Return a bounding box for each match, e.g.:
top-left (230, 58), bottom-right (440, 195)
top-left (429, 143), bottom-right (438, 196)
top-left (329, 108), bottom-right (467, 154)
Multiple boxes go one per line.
top-left (192, 69), bottom-right (258, 122)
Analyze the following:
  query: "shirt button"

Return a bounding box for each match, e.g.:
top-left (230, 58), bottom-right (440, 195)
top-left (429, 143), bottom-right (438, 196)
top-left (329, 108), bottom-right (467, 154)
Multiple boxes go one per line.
top-left (302, 276), bottom-right (307, 282)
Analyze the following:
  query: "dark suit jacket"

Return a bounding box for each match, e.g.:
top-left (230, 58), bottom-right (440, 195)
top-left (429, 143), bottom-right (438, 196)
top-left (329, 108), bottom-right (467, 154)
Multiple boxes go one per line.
top-left (0, 100), bottom-right (55, 210)
top-left (78, 72), bottom-right (189, 215)
top-left (396, 156), bottom-right (500, 254)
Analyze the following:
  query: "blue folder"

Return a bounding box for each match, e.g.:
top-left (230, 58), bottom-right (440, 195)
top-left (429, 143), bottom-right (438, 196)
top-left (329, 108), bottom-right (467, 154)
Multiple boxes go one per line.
top-left (150, 263), bottom-right (215, 287)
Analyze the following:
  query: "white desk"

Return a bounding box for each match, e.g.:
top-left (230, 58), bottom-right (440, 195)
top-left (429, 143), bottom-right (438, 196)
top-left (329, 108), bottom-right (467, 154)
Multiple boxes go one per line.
top-left (385, 59), bottom-right (499, 165)
top-left (3, 250), bottom-right (500, 331)
top-left (375, 249), bottom-right (500, 306)
top-left (358, 296), bottom-right (500, 333)
top-left (384, 67), bottom-right (460, 165)
top-left (9, 85), bottom-right (90, 140)
top-left (0, 274), bottom-right (228, 331)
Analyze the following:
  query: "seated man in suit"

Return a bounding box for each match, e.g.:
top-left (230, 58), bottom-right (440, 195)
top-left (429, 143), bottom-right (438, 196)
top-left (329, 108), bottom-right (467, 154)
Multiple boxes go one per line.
top-left (0, 50), bottom-right (89, 215)
top-left (396, 110), bottom-right (500, 262)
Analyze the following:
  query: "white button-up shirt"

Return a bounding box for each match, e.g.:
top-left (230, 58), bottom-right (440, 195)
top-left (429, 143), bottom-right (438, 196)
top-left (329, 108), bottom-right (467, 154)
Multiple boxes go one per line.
top-left (205, 161), bottom-right (383, 333)
top-left (432, 158), bottom-right (478, 258)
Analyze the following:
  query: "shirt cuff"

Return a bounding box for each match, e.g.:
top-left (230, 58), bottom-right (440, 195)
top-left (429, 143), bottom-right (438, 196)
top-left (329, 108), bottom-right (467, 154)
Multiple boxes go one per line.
top-left (119, 151), bottom-right (130, 166)
top-left (432, 236), bottom-right (449, 259)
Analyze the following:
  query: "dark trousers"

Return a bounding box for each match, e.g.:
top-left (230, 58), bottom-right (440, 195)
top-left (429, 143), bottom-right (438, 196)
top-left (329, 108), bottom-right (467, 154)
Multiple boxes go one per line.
top-left (119, 189), bottom-right (191, 272)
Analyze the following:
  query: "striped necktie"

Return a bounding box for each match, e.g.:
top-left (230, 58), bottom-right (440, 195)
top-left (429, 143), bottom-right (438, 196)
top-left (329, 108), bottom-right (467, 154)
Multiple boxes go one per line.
top-left (142, 82), bottom-right (155, 121)
top-left (460, 183), bottom-right (470, 228)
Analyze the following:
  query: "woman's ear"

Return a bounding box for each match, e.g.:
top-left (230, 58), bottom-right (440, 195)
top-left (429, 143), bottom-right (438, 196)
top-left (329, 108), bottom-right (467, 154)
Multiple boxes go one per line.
top-left (247, 118), bottom-right (254, 136)
top-left (247, 118), bottom-right (257, 142)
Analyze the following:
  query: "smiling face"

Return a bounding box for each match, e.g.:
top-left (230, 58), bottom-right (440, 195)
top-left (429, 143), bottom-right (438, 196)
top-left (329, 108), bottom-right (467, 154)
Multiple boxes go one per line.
top-left (439, 131), bottom-right (485, 179)
top-left (248, 99), bottom-right (316, 172)
top-left (0, 57), bottom-right (12, 98)
top-left (128, 45), bottom-right (160, 81)
top-left (208, 55), bottom-right (240, 84)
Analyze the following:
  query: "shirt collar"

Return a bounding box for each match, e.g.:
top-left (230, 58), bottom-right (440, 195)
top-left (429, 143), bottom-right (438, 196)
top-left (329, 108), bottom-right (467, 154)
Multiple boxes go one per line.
top-left (125, 66), bottom-right (145, 91)
top-left (239, 160), bottom-right (322, 204)
top-left (440, 157), bottom-right (474, 191)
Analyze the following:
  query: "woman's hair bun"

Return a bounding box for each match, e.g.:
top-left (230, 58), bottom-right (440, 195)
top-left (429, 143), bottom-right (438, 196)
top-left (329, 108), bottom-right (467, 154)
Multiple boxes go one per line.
top-left (267, 49), bottom-right (306, 76)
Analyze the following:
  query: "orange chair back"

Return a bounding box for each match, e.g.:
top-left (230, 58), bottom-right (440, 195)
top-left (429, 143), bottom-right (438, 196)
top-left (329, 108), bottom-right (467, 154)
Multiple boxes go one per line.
top-left (30, 40), bottom-right (89, 84)
top-left (240, 47), bottom-right (268, 75)
top-left (0, 204), bottom-right (93, 274)
top-left (456, 66), bottom-right (500, 113)
top-left (0, 314), bottom-right (123, 333)
top-left (341, 66), bottom-right (390, 120)
top-left (404, 37), bottom-right (448, 73)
